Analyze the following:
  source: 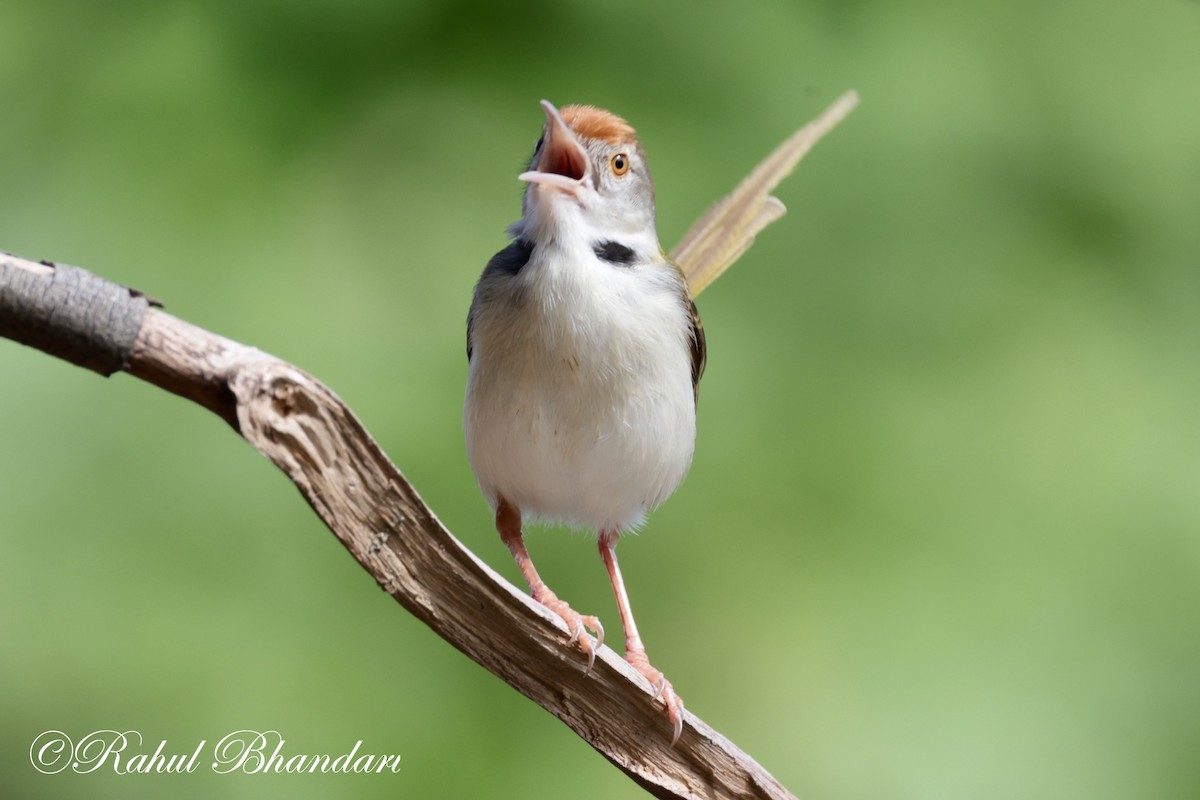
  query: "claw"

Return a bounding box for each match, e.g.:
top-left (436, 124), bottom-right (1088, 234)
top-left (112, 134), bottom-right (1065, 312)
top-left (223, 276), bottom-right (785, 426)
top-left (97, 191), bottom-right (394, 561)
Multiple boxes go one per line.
top-left (626, 651), bottom-right (685, 745)
top-left (654, 678), bottom-right (684, 744)
top-left (540, 596), bottom-right (604, 673)
top-left (666, 688), bottom-right (684, 746)
top-left (589, 616), bottom-right (605, 651)
top-left (579, 615), bottom-right (603, 673)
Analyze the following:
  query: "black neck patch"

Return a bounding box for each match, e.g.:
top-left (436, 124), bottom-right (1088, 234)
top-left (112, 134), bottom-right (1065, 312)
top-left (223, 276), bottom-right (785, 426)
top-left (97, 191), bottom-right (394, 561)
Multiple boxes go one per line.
top-left (592, 240), bottom-right (636, 267)
top-left (485, 238), bottom-right (535, 277)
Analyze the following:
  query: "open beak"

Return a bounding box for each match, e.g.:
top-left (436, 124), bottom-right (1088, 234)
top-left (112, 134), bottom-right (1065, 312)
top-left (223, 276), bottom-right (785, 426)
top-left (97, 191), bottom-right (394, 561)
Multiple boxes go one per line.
top-left (519, 100), bottom-right (590, 196)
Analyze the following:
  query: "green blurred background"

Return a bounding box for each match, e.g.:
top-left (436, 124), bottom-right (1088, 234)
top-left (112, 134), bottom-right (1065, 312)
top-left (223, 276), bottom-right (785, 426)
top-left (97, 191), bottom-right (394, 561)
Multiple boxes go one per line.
top-left (2, 0), bottom-right (1198, 797)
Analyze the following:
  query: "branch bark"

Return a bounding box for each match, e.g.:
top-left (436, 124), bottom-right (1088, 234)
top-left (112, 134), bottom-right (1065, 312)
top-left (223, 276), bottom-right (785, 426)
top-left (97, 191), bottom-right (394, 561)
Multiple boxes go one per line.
top-left (1, 250), bottom-right (795, 800)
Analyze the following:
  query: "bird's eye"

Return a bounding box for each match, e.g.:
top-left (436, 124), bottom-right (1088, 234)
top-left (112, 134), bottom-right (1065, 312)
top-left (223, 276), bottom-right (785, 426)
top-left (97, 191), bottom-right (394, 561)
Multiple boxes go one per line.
top-left (610, 152), bottom-right (630, 176)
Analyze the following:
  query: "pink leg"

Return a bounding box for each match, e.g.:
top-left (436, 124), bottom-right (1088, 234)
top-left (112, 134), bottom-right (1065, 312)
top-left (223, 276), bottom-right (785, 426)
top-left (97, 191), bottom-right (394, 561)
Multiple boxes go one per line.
top-left (599, 531), bottom-right (684, 744)
top-left (496, 497), bottom-right (603, 669)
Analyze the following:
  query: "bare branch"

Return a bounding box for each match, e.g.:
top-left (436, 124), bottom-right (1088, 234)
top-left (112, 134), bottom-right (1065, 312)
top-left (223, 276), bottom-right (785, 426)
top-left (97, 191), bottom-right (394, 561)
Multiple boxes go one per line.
top-left (1, 250), bottom-right (796, 800)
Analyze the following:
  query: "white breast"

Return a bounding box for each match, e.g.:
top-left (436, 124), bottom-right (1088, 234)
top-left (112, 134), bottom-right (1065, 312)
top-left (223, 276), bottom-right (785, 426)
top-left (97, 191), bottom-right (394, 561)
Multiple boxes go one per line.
top-left (464, 239), bottom-right (696, 535)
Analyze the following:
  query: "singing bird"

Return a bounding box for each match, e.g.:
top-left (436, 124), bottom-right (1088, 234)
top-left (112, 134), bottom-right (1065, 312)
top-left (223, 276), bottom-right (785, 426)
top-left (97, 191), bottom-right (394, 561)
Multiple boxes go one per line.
top-left (464, 100), bottom-right (704, 742)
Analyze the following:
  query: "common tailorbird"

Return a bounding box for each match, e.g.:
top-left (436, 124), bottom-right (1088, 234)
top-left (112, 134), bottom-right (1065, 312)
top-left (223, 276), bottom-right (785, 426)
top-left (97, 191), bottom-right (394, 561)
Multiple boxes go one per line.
top-left (465, 100), bottom-right (703, 742)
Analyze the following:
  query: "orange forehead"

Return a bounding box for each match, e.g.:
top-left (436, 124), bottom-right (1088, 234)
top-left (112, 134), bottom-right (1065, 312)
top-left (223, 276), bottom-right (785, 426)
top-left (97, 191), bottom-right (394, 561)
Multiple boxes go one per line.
top-left (560, 104), bottom-right (637, 145)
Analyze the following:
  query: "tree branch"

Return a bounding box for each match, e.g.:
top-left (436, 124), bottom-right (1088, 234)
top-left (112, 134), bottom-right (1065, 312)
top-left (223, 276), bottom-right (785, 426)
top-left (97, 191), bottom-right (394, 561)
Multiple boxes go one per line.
top-left (1, 250), bottom-right (795, 800)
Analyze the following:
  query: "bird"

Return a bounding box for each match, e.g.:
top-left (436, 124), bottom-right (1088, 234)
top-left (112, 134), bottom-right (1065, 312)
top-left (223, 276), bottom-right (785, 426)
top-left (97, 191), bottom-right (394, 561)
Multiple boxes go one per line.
top-left (464, 99), bottom-right (705, 744)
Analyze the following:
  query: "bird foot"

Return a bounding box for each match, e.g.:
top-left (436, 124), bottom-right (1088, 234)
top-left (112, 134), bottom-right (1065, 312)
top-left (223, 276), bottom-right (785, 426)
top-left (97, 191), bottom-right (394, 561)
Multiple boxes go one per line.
top-left (626, 649), bottom-right (684, 745)
top-left (535, 589), bottom-right (605, 672)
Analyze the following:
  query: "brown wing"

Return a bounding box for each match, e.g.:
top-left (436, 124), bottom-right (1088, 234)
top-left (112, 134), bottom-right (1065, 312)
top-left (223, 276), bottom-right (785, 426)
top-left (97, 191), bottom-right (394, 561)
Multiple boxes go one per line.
top-left (468, 238), bottom-right (536, 361)
top-left (686, 290), bottom-right (706, 407)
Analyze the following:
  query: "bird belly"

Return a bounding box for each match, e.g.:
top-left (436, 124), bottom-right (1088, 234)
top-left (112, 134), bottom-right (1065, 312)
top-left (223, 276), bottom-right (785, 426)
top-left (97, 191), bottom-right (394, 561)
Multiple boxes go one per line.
top-left (465, 278), bottom-right (695, 534)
